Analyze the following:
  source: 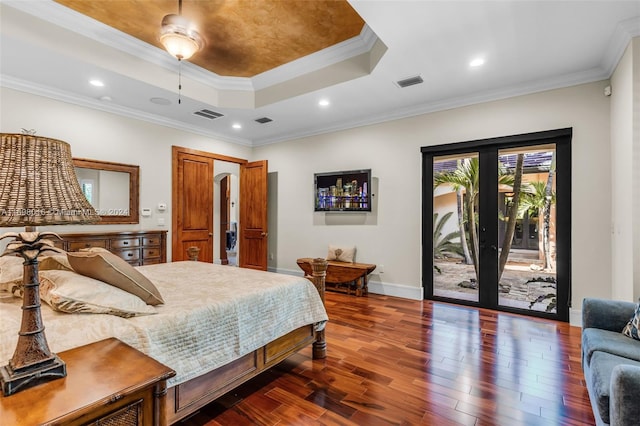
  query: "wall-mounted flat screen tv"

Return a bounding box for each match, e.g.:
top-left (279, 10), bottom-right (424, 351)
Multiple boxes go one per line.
top-left (314, 169), bottom-right (371, 212)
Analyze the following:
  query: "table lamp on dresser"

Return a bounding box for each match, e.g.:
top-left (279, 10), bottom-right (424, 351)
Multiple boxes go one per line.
top-left (0, 132), bottom-right (100, 396)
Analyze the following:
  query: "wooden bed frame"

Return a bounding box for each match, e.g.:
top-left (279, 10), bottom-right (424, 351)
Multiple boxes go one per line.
top-left (164, 258), bottom-right (328, 424)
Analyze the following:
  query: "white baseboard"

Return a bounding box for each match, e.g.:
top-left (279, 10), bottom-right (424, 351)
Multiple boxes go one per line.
top-left (570, 308), bottom-right (582, 327)
top-left (367, 280), bottom-right (423, 300)
top-left (272, 267), bottom-right (424, 300)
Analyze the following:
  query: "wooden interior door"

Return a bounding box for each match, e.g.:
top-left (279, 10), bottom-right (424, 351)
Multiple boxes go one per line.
top-left (239, 160), bottom-right (268, 270)
top-left (172, 149), bottom-right (214, 262)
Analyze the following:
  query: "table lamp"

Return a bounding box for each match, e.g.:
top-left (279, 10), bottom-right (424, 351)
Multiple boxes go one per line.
top-left (0, 132), bottom-right (100, 396)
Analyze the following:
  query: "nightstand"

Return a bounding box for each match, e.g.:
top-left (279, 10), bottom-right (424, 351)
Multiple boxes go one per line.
top-left (0, 338), bottom-right (175, 425)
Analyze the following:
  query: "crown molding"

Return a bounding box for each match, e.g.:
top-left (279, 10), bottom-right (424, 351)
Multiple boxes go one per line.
top-left (601, 16), bottom-right (640, 77)
top-left (251, 25), bottom-right (379, 90)
top-left (253, 65), bottom-right (610, 146)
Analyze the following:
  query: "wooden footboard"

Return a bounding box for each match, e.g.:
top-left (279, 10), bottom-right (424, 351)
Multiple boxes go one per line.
top-left (165, 258), bottom-right (328, 424)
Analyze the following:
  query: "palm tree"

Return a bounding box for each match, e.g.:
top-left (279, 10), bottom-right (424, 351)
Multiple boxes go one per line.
top-left (519, 180), bottom-right (557, 271)
top-left (434, 158), bottom-right (481, 280)
top-left (434, 157), bottom-right (516, 283)
top-left (498, 154), bottom-right (524, 282)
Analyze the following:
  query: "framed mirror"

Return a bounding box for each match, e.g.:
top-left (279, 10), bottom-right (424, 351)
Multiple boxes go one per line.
top-left (73, 158), bottom-right (139, 224)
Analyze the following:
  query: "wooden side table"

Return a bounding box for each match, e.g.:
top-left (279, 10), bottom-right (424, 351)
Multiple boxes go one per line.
top-left (0, 338), bottom-right (175, 425)
top-left (297, 258), bottom-right (376, 296)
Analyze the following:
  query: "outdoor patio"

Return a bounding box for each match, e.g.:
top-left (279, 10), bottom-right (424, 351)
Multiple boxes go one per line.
top-left (433, 258), bottom-right (557, 312)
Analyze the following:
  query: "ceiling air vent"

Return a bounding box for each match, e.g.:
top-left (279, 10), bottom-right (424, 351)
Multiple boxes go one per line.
top-left (396, 75), bottom-right (424, 88)
top-left (194, 109), bottom-right (224, 119)
top-left (255, 117), bottom-right (273, 124)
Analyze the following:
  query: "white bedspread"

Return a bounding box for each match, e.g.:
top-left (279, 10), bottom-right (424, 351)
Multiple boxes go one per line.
top-left (0, 261), bottom-right (328, 386)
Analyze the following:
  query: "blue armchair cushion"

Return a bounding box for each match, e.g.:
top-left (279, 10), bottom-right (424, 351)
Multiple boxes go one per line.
top-left (583, 328), bottom-right (640, 364)
top-left (622, 299), bottom-right (640, 341)
top-left (587, 351), bottom-right (640, 424)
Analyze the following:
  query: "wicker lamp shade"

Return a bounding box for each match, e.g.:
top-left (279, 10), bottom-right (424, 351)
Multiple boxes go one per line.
top-left (0, 133), bottom-right (100, 226)
top-left (1, 132), bottom-right (101, 395)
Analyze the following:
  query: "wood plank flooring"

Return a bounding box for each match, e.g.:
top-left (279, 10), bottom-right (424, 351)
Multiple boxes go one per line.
top-left (179, 292), bottom-right (595, 425)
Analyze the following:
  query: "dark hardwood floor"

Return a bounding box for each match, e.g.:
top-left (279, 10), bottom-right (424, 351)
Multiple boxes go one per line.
top-left (179, 292), bottom-right (595, 425)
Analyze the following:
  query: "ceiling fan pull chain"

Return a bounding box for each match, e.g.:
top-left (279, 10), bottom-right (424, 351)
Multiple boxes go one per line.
top-left (178, 58), bottom-right (182, 105)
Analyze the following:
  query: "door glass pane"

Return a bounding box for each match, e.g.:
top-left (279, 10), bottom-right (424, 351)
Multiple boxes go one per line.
top-left (497, 145), bottom-right (557, 313)
top-left (433, 153), bottom-right (479, 302)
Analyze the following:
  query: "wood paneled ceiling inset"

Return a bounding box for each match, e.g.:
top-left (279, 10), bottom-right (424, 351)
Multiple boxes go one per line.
top-left (54, 0), bottom-right (366, 78)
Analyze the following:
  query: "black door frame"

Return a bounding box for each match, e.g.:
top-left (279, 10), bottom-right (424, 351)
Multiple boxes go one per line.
top-left (421, 128), bottom-right (572, 322)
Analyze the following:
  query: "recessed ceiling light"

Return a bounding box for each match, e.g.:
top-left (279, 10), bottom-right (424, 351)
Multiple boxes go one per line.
top-left (89, 79), bottom-right (104, 87)
top-left (232, 123), bottom-right (242, 130)
top-left (469, 58), bottom-right (485, 68)
top-left (318, 99), bottom-right (330, 107)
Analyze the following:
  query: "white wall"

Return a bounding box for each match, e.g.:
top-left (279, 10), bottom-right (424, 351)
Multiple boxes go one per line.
top-left (254, 80), bottom-right (612, 321)
top-left (610, 40), bottom-right (636, 301)
top-left (0, 87), bottom-right (252, 260)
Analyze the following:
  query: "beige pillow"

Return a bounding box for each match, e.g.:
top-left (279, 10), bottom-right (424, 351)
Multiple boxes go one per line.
top-left (67, 250), bottom-right (164, 305)
top-left (39, 254), bottom-right (74, 272)
top-left (40, 270), bottom-right (156, 318)
top-left (1, 254), bottom-right (74, 298)
top-left (327, 245), bottom-right (356, 263)
top-left (0, 255), bottom-right (24, 297)
top-left (0, 255), bottom-right (23, 284)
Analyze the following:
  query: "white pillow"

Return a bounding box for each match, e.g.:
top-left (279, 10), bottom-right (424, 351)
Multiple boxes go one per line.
top-left (39, 270), bottom-right (157, 318)
top-left (327, 245), bottom-right (356, 263)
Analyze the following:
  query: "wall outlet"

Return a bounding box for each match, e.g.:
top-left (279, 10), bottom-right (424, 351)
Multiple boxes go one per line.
top-left (379, 264), bottom-right (384, 273)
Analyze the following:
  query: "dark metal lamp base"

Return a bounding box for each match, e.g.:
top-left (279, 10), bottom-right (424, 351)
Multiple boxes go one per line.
top-left (1, 355), bottom-right (66, 396)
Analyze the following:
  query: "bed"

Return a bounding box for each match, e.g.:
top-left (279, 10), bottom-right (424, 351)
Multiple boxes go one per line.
top-left (0, 257), bottom-right (329, 424)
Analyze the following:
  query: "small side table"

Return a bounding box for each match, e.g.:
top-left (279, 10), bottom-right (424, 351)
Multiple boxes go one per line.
top-left (0, 338), bottom-right (175, 425)
top-left (297, 258), bottom-right (376, 296)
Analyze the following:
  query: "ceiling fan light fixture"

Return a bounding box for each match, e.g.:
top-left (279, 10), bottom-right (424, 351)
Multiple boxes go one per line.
top-left (160, 13), bottom-right (203, 60)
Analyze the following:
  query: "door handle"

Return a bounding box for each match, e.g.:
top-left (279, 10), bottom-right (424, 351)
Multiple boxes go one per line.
top-left (261, 232), bottom-right (268, 237)
top-left (208, 233), bottom-right (213, 237)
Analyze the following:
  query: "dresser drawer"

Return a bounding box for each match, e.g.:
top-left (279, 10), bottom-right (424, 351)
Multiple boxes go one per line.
top-left (111, 238), bottom-right (140, 249)
top-left (142, 236), bottom-right (161, 247)
top-left (116, 249), bottom-right (140, 262)
top-left (68, 239), bottom-right (108, 251)
top-left (142, 247), bottom-right (161, 259)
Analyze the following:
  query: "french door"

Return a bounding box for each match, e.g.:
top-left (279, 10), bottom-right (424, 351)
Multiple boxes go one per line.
top-left (422, 129), bottom-right (571, 321)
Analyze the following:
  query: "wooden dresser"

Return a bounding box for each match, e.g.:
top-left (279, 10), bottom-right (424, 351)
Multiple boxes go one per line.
top-left (55, 230), bottom-right (167, 266)
top-left (0, 338), bottom-right (175, 425)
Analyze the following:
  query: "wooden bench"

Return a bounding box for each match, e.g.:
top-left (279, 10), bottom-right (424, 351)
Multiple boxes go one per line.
top-left (297, 258), bottom-right (376, 296)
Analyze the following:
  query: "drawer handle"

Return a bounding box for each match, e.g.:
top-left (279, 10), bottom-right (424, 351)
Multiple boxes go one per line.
top-left (109, 393), bottom-right (123, 403)
top-left (85, 243), bottom-right (91, 247)
top-left (127, 253), bottom-right (133, 257)
top-left (123, 241), bottom-right (129, 245)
